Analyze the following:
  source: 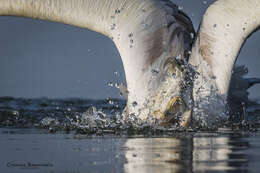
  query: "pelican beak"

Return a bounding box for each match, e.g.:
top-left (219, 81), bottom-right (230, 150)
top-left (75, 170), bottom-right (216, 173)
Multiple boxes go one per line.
top-left (153, 96), bottom-right (191, 127)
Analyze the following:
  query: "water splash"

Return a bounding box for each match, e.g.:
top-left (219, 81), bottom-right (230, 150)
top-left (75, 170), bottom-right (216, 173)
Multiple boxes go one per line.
top-left (0, 94), bottom-right (259, 135)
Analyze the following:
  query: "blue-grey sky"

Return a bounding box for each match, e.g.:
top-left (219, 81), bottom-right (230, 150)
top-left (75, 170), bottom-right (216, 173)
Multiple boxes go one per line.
top-left (0, 0), bottom-right (259, 99)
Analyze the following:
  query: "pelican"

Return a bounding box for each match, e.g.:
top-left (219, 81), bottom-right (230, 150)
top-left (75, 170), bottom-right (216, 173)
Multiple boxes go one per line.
top-left (0, 0), bottom-right (259, 127)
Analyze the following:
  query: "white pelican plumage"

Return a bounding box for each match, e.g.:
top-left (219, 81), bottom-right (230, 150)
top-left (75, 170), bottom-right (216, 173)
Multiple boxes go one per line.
top-left (0, 0), bottom-right (259, 127)
top-left (189, 0), bottom-right (260, 127)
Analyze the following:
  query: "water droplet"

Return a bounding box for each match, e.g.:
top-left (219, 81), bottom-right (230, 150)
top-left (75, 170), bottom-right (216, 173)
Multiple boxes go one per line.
top-left (115, 9), bottom-right (121, 14)
top-left (12, 111), bottom-right (19, 115)
top-left (190, 33), bottom-right (194, 39)
top-left (132, 153), bottom-right (137, 157)
top-left (132, 101), bottom-right (138, 107)
top-left (109, 100), bottom-right (114, 105)
top-left (107, 82), bottom-right (114, 87)
top-left (176, 54), bottom-right (182, 60)
top-left (110, 23), bottom-right (116, 30)
top-left (128, 33), bottom-right (133, 37)
top-left (213, 24), bottom-right (217, 28)
top-left (114, 82), bottom-right (120, 88)
top-left (113, 71), bottom-right (119, 76)
top-left (151, 69), bottom-right (159, 75)
top-left (143, 23), bottom-right (149, 29)
top-left (211, 76), bottom-right (216, 80)
top-left (178, 6), bottom-right (183, 10)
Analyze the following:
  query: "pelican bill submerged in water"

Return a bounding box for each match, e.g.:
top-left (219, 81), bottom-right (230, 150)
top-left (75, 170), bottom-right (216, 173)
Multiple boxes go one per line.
top-left (1, 0), bottom-right (260, 127)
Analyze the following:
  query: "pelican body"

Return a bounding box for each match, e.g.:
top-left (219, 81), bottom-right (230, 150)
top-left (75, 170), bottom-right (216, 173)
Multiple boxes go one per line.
top-left (0, 0), bottom-right (259, 127)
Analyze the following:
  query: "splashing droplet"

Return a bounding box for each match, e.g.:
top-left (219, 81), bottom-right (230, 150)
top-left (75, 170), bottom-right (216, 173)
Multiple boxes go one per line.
top-left (107, 82), bottom-right (114, 87)
top-left (113, 71), bottom-right (119, 76)
top-left (128, 33), bottom-right (133, 37)
top-left (110, 23), bottom-right (116, 30)
top-left (151, 69), bottom-right (159, 75)
top-left (190, 33), bottom-right (194, 39)
top-left (115, 9), bottom-right (121, 14)
top-left (178, 6), bottom-right (183, 10)
top-left (132, 101), bottom-right (138, 107)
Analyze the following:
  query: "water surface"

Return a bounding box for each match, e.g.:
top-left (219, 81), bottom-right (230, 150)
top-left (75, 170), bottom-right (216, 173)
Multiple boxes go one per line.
top-left (1, 128), bottom-right (260, 173)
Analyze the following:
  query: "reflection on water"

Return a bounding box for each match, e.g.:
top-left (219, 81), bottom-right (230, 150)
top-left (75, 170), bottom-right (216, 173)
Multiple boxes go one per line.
top-left (124, 134), bottom-right (260, 173)
top-left (1, 128), bottom-right (260, 173)
top-left (124, 138), bottom-right (192, 173)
